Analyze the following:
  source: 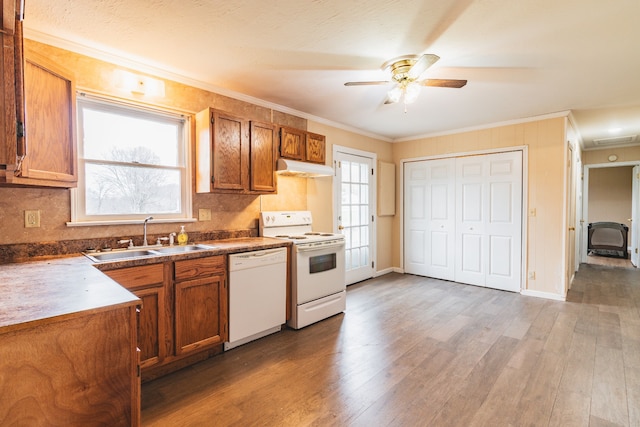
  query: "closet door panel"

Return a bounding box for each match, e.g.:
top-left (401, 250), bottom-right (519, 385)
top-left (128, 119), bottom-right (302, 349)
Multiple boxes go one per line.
top-left (404, 158), bottom-right (455, 280)
top-left (485, 151), bottom-right (522, 291)
top-left (455, 157), bottom-right (487, 286)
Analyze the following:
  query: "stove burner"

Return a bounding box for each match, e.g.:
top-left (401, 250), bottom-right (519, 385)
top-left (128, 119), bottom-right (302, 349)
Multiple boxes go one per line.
top-left (304, 232), bottom-right (320, 235)
top-left (320, 233), bottom-right (334, 236)
top-left (290, 236), bottom-right (308, 240)
top-left (275, 235), bottom-right (290, 238)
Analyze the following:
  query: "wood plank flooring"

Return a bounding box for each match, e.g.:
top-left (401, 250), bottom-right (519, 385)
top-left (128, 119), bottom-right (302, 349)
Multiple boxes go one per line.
top-left (142, 264), bottom-right (640, 426)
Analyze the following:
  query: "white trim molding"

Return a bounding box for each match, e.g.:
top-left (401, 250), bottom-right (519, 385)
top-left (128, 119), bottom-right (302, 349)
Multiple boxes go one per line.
top-left (520, 289), bottom-right (566, 301)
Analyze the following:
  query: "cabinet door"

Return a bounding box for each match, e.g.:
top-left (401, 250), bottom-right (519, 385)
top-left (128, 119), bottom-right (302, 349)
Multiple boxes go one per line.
top-left (306, 132), bottom-right (326, 164)
top-left (0, 0), bottom-right (16, 35)
top-left (174, 255), bottom-right (227, 355)
top-left (212, 110), bottom-right (248, 191)
top-left (174, 274), bottom-right (227, 355)
top-left (133, 286), bottom-right (165, 368)
top-left (0, 30), bottom-right (16, 170)
top-left (279, 126), bottom-right (305, 160)
top-left (104, 264), bottom-right (166, 369)
top-left (17, 48), bottom-right (77, 186)
top-left (250, 120), bottom-right (276, 193)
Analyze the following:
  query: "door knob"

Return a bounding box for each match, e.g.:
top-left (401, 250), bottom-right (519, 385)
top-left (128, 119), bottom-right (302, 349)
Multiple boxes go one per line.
top-left (569, 227), bottom-right (575, 231)
top-left (338, 225), bottom-right (344, 230)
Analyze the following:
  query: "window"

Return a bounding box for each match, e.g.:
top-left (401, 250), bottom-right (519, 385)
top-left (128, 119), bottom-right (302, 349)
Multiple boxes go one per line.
top-left (71, 95), bottom-right (191, 224)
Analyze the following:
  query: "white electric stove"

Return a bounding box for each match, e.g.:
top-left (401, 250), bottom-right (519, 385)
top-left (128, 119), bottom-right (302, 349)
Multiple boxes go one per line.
top-left (260, 211), bottom-right (346, 329)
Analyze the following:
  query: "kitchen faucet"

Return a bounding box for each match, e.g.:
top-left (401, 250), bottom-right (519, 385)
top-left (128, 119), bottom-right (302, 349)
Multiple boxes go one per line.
top-left (143, 216), bottom-right (153, 246)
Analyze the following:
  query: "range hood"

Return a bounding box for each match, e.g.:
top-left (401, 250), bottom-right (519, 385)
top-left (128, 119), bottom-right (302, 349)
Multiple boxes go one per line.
top-left (276, 158), bottom-right (334, 178)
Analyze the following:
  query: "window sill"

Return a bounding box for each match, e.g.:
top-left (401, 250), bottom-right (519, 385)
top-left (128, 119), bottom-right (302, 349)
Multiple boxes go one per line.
top-left (66, 218), bottom-right (198, 227)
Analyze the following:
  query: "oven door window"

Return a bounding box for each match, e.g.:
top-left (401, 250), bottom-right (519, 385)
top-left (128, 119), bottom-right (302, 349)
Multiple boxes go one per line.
top-left (309, 253), bottom-right (336, 274)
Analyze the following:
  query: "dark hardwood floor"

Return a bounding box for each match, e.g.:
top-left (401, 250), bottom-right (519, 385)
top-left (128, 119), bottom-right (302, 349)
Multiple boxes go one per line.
top-left (142, 264), bottom-right (640, 426)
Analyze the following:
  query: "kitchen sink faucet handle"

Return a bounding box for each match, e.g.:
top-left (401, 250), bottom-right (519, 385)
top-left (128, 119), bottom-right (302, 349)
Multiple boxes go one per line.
top-left (118, 239), bottom-right (134, 249)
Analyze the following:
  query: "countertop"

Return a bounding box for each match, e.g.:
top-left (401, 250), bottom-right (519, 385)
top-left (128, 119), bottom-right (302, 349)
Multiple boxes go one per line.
top-left (0, 237), bottom-right (290, 334)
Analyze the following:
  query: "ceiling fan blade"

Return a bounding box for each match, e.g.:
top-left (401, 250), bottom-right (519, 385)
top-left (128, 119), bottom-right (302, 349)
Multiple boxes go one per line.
top-left (407, 54), bottom-right (440, 80)
top-left (421, 79), bottom-right (467, 88)
top-left (344, 81), bottom-right (390, 86)
top-left (383, 97), bottom-right (398, 105)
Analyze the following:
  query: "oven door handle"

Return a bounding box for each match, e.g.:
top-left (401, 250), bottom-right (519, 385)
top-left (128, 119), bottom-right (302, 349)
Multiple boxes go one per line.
top-left (296, 241), bottom-right (345, 252)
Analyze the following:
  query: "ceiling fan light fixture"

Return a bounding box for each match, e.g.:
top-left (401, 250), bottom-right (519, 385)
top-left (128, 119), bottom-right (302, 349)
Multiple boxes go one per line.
top-left (404, 82), bottom-right (421, 104)
top-left (387, 85), bottom-right (403, 103)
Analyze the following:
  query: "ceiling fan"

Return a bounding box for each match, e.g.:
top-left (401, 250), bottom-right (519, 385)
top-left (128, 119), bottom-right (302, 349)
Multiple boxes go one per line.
top-left (344, 54), bottom-right (467, 110)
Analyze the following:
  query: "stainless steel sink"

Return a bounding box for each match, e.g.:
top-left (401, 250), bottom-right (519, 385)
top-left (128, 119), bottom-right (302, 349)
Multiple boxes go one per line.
top-left (84, 244), bottom-right (216, 262)
top-left (150, 244), bottom-right (216, 254)
top-left (85, 249), bottom-right (157, 262)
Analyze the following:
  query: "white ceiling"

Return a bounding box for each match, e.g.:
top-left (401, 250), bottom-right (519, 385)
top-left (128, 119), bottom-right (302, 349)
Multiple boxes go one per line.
top-left (23, 0), bottom-right (640, 148)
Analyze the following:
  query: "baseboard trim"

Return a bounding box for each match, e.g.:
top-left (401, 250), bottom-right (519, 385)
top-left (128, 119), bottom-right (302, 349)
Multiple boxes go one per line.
top-left (374, 267), bottom-right (403, 277)
top-left (520, 289), bottom-right (566, 301)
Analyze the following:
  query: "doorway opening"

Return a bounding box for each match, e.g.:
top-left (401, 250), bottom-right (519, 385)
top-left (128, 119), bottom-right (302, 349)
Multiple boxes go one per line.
top-left (582, 162), bottom-right (640, 268)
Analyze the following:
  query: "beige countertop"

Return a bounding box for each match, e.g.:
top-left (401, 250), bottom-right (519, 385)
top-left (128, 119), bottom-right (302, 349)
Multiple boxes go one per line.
top-left (0, 237), bottom-right (290, 333)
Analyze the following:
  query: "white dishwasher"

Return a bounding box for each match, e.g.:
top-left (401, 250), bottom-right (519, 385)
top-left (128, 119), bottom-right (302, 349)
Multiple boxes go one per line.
top-left (224, 247), bottom-right (287, 350)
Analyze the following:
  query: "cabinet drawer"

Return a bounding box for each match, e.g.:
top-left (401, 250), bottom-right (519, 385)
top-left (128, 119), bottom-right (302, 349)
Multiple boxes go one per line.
top-left (174, 255), bottom-right (225, 281)
top-left (104, 264), bottom-right (164, 290)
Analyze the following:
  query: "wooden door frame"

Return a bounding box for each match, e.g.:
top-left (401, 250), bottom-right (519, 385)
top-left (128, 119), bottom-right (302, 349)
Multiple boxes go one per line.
top-left (399, 145), bottom-right (529, 293)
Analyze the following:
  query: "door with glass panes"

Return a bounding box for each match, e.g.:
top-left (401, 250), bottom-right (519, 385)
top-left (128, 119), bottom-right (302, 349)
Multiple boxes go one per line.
top-left (335, 150), bottom-right (375, 285)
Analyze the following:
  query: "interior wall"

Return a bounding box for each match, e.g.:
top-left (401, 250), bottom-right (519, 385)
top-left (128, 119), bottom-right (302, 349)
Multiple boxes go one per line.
top-left (0, 39), bottom-right (309, 245)
top-left (588, 166), bottom-right (633, 229)
top-left (392, 117), bottom-right (567, 297)
top-left (582, 146), bottom-right (640, 165)
top-left (306, 121), bottom-right (394, 272)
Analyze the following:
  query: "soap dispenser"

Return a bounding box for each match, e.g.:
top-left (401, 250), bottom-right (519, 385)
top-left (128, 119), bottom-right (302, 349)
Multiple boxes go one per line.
top-left (177, 225), bottom-right (189, 245)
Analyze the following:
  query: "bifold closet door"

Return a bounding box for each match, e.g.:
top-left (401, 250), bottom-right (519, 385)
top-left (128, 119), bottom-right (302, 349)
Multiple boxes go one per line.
top-left (455, 151), bottom-right (522, 291)
top-left (404, 158), bottom-right (455, 280)
top-left (404, 151), bottom-right (522, 292)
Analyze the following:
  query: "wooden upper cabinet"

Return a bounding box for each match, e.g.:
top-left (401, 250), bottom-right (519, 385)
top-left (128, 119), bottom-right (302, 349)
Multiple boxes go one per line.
top-left (279, 126), bottom-right (327, 165)
top-left (305, 132), bottom-right (326, 164)
top-left (212, 110), bottom-right (249, 191)
top-left (20, 48), bottom-right (78, 185)
top-left (195, 107), bottom-right (277, 194)
top-left (0, 0), bottom-right (15, 35)
top-left (250, 121), bottom-right (277, 193)
top-left (279, 126), bottom-right (305, 160)
top-left (0, 11), bottom-right (78, 188)
top-left (0, 24), bottom-right (16, 171)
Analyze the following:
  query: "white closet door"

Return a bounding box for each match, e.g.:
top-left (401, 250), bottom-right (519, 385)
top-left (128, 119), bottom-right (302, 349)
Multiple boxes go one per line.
top-left (484, 151), bottom-right (522, 292)
top-left (404, 158), bottom-right (455, 280)
top-left (455, 157), bottom-right (487, 286)
top-left (404, 151), bottom-right (522, 292)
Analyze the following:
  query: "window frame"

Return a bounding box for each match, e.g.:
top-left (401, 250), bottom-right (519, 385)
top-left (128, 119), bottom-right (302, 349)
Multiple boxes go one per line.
top-left (69, 93), bottom-right (194, 226)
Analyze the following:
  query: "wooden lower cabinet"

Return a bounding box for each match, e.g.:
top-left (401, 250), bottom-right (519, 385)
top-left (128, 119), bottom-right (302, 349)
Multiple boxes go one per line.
top-left (104, 263), bottom-right (166, 370)
top-left (104, 255), bottom-right (228, 380)
top-left (174, 255), bottom-right (228, 355)
top-left (0, 305), bottom-right (140, 427)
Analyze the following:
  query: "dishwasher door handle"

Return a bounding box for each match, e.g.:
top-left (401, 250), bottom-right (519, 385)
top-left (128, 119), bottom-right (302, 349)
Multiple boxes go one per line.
top-left (236, 249), bottom-right (283, 259)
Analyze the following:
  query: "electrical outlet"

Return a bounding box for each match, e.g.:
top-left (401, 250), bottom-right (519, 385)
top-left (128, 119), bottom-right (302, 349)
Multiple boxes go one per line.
top-left (529, 208), bottom-right (536, 217)
top-left (528, 271), bottom-right (536, 280)
top-left (198, 208), bottom-right (212, 221)
top-left (25, 210), bottom-right (41, 228)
